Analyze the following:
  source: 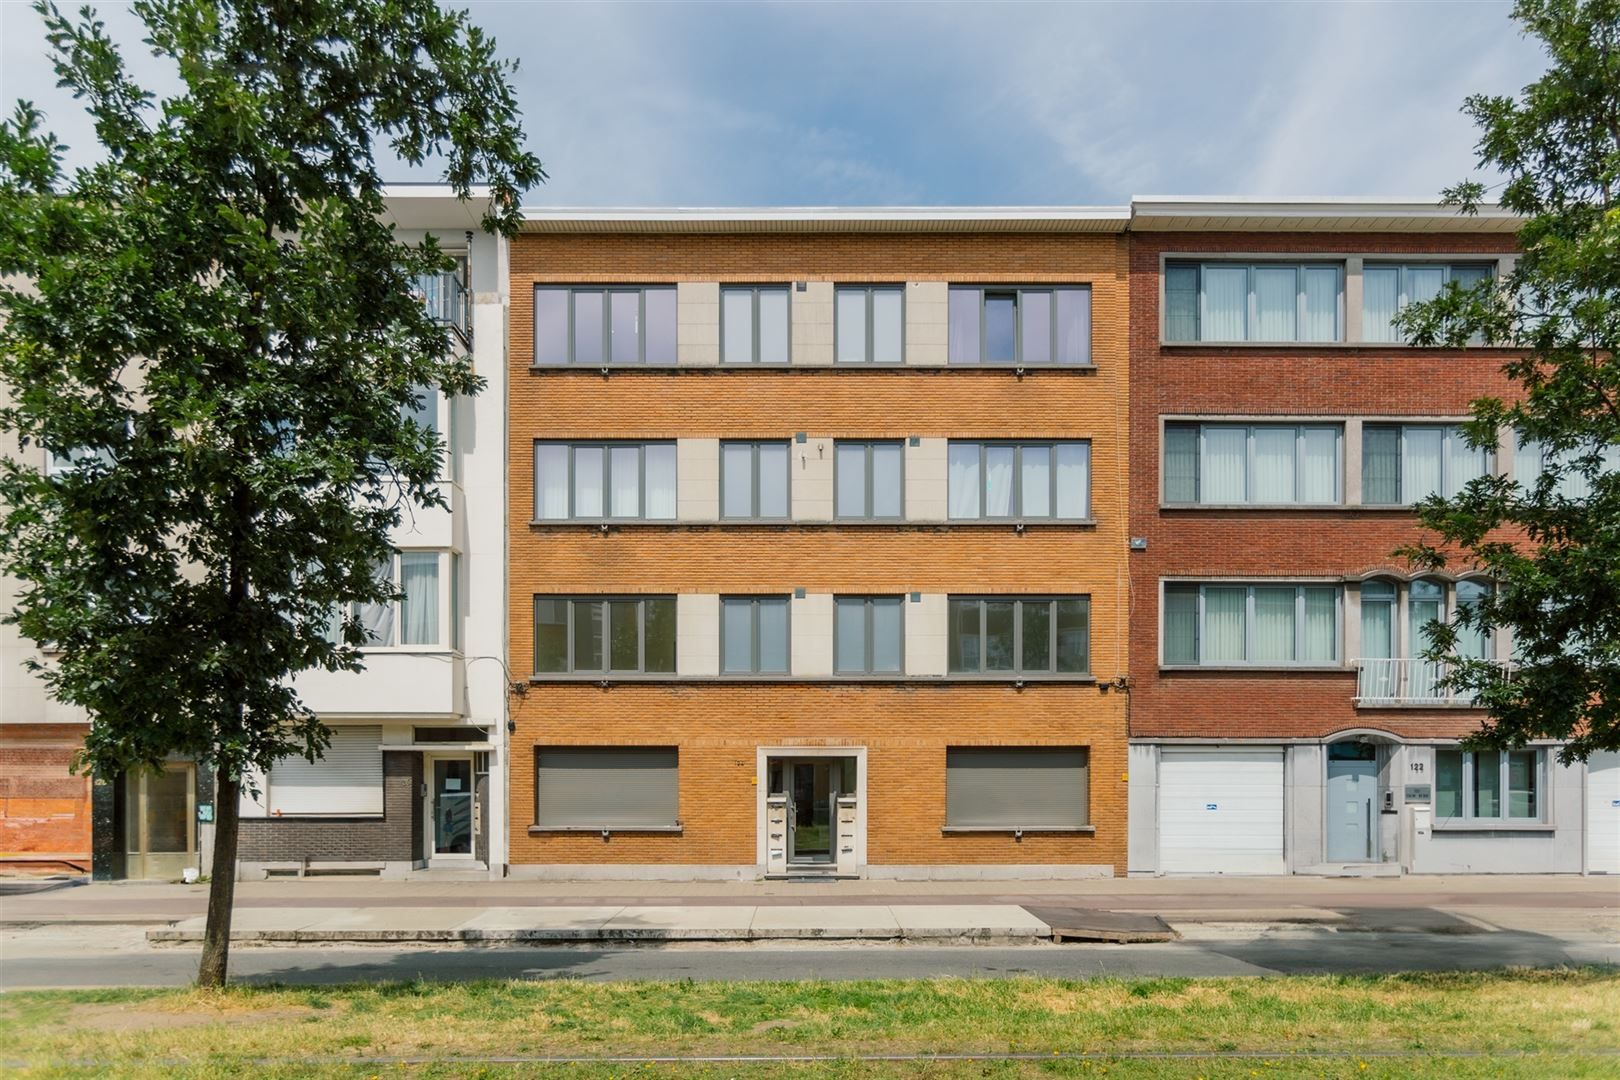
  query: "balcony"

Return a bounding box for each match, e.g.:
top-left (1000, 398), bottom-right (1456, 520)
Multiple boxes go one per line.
top-left (294, 650), bottom-right (466, 719)
top-left (1353, 657), bottom-right (1511, 707)
top-left (414, 269), bottom-right (470, 345)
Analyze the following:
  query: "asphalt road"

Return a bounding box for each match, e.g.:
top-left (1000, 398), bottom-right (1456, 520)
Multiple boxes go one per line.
top-left (3, 925), bottom-right (1617, 988)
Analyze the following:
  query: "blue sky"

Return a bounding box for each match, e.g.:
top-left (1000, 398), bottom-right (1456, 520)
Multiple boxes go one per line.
top-left (1, 1), bottom-right (1547, 207)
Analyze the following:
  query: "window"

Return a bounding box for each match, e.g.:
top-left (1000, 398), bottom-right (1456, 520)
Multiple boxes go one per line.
top-left (947, 597), bottom-right (1090, 676)
top-left (534, 441), bottom-right (677, 521)
top-left (534, 596), bottom-right (676, 674)
top-left (1162, 583), bottom-right (1339, 666)
top-left (834, 441), bottom-right (904, 519)
top-left (1517, 435), bottom-right (1620, 500)
top-left (1363, 263), bottom-right (1494, 344)
top-left (401, 384), bottom-right (439, 436)
top-left (834, 596), bottom-right (904, 674)
top-left (1163, 423), bottom-right (1341, 505)
top-left (1164, 262), bottom-right (1342, 343)
top-left (335, 552), bottom-right (446, 649)
top-left (533, 286), bottom-right (677, 365)
top-left (1359, 578), bottom-right (1493, 662)
top-left (945, 747), bottom-right (1089, 828)
top-left (720, 441), bottom-right (791, 519)
top-left (535, 747), bottom-right (678, 828)
top-left (948, 286), bottom-right (1092, 365)
top-left (836, 286), bottom-right (904, 364)
top-left (1362, 424), bottom-right (1491, 505)
top-left (265, 725), bottom-right (384, 817)
top-left (721, 286), bottom-right (790, 364)
top-left (947, 441), bottom-right (1091, 520)
top-left (1434, 748), bottom-right (1543, 822)
top-left (45, 446), bottom-right (117, 476)
top-left (721, 596), bottom-right (790, 674)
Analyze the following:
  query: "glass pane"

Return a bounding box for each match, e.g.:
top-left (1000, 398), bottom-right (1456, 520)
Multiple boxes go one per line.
top-left (948, 599), bottom-right (980, 672)
top-left (1252, 587), bottom-right (1297, 663)
top-left (534, 288), bottom-right (570, 364)
top-left (535, 443), bottom-right (569, 519)
top-left (358, 559), bottom-right (395, 646)
top-left (984, 601), bottom-right (1016, 671)
top-left (572, 291), bottom-right (604, 364)
top-left (1252, 266), bottom-right (1298, 341)
top-left (871, 443), bottom-right (903, 518)
top-left (433, 759), bottom-right (473, 854)
top-left (1202, 266), bottom-right (1247, 341)
top-left (722, 289), bottom-right (753, 363)
top-left (1434, 749), bottom-right (1464, 818)
top-left (643, 598), bottom-right (676, 672)
top-left (1252, 427), bottom-right (1297, 503)
top-left (948, 443), bottom-right (980, 518)
top-left (607, 600), bottom-right (639, 670)
top-left (1164, 425), bottom-right (1199, 503)
top-left (722, 600), bottom-right (754, 673)
top-left (1020, 445), bottom-right (1051, 518)
top-left (609, 291), bottom-right (640, 363)
top-left (573, 600), bottom-right (603, 671)
top-left (1299, 426), bottom-right (1339, 504)
top-left (1362, 425), bottom-right (1401, 504)
top-left (948, 287), bottom-right (980, 363)
top-left (1410, 578), bottom-right (1444, 656)
top-left (1302, 267), bottom-right (1339, 342)
top-left (758, 289), bottom-right (789, 364)
top-left (1020, 291), bottom-right (1052, 363)
top-left (536, 598), bottom-right (568, 671)
top-left (871, 598), bottom-right (902, 673)
top-left (836, 289), bottom-right (867, 363)
top-left (1406, 266), bottom-right (1445, 307)
top-left (1402, 427), bottom-right (1445, 503)
top-left (1455, 579), bottom-right (1491, 660)
top-left (1164, 265), bottom-right (1199, 341)
top-left (1203, 587), bottom-right (1247, 663)
top-left (1055, 442), bottom-right (1090, 519)
top-left (1472, 750), bottom-right (1502, 818)
top-left (643, 288), bottom-right (677, 364)
top-left (1056, 599), bottom-right (1089, 673)
top-left (1020, 600), bottom-right (1051, 672)
top-left (573, 446), bottom-right (603, 518)
top-left (1447, 425), bottom-right (1488, 496)
top-left (758, 599), bottom-right (789, 673)
top-left (143, 768), bottom-right (191, 853)
top-left (835, 443), bottom-right (867, 518)
top-left (872, 289), bottom-right (903, 363)
top-left (835, 599), bottom-right (866, 673)
top-left (644, 444), bottom-right (677, 520)
top-left (1163, 585), bottom-right (1198, 664)
top-left (984, 446), bottom-right (1015, 517)
top-left (758, 443), bottom-right (789, 519)
top-left (609, 445), bottom-right (640, 518)
top-left (1362, 266), bottom-right (1400, 343)
top-left (1201, 426), bottom-right (1248, 503)
top-left (1360, 589), bottom-right (1393, 659)
top-left (1055, 289), bottom-right (1091, 364)
top-left (399, 552), bottom-right (440, 646)
top-left (403, 384), bottom-right (438, 436)
top-left (722, 443), bottom-right (754, 518)
top-left (1507, 750), bottom-right (1537, 819)
top-left (1303, 588), bottom-right (1337, 662)
top-left (984, 293), bottom-right (1016, 363)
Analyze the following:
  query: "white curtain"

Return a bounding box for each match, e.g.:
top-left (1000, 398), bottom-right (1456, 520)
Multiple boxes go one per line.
top-left (644, 443), bottom-right (677, 520)
top-left (948, 288), bottom-right (980, 363)
top-left (984, 446), bottom-right (1015, 517)
top-left (1446, 426), bottom-right (1488, 495)
top-left (1163, 587), bottom-right (1199, 664)
top-left (1303, 588), bottom-right (1337, 662)
top-left (1202, 266), bottom-right (1247, 341)
top-left (572, 446), bottom-right (603, 517)
top-left (1455, 580), bottom-right (1491, 659)
top-left (1252, 426), bottom-right (1297, 503)
top-left (1302, 267), bottom-right (1338, 342)
top-left (1406, 266), bottom-right (1444, 307)
top-left (1252, 587), bottom-right (1296, 662)
top-left (609, 445), bottom-right (640, 517)
top-left (1252, 267), bottom-right (1297, 341)
top-left (357, 558), bottom-right (395, 646)
top-left (1299, 426), bottom-right (1338, 503)
top-left (1055, 288), bottom-right (1091, 363)
top-left (836, 289), bottom-right (866, 363)
top-left (1360, 588), bottom-right (1394, 658)
top-left (948, 444), bottom-right (980, 518)
top-left (1055, 442), bottom-right (1090, 518)
top-left (1201, 426), bottom-right (1248, 503)
top-left (1203, 588), bottom-right (1246, 662)
top-left (1362, 267), bottom-right (1399, 343)
top-left (1401, 427), bottom-right (1444, 503)
top-left (400, 553), bottom-right (439, 646)
top-left (535, 444), bottom-right (569, 519)
top-left (872, 290), bottom-right (903, 364)
top-left (1020, 445), bottom-right (1051, 517)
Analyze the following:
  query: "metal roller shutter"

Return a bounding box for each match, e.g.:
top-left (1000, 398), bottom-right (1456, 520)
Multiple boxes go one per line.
top-left (536, 747), bottom-right (678, 828)
top-left (945, 747), bottom-right (1089, 827)
top-left (1159, 747), bottom-right (1285, 874)
top-left (1588, 751), bottom-right (1620, 874)
top-left (266, 725), bottom-right (384, 816)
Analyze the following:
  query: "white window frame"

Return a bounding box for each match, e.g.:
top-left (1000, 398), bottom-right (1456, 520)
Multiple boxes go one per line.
top-left (338, 550), bottom-right (450, 652)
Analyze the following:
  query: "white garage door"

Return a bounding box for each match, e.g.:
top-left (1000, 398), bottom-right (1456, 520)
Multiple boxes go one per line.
top-left (1160, 747), bottom-right (1285, 874)
top-left (1588, 751), bottom-right (1620, 874)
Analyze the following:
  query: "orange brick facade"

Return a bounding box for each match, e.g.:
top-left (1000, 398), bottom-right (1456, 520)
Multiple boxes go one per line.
top-left (507, 230), bottom-right (1131, 874)
top-left (0, 723), bottom-right (92, 869)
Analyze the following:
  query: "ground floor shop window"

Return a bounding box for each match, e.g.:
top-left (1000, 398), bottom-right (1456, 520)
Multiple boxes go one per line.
top-left (534, 747), bottom-right (678, 829)
top-left (944, 747), bottom-right (1089, 828)
top-left (1434, 747), bottom-right (1543, 822)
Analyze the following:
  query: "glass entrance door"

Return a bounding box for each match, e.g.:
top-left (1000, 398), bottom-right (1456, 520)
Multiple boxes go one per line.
top-left (123, 764), bottom-right (196, 879)
top-left (431, 758), bottom-right (474, 857)
top-left (788, 761), bottom-right (835, 864)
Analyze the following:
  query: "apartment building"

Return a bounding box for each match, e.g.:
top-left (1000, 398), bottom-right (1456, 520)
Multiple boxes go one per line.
top-left (505, 209), bottom-right (1132, 880)
top-left (1124, 198), bottom-right (1620, 876)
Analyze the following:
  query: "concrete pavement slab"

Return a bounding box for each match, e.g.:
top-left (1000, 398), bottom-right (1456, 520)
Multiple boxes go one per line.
top-left (461, 906), bottom-right (623, 936)
top-left (601, 906), bottom-right (756, 939)
top-left (302, 907), bottom-right (477, 935)
top-left (889, 905), bottom-right (1050, 939)
top-left (749, 904), bottom-right (901, 939)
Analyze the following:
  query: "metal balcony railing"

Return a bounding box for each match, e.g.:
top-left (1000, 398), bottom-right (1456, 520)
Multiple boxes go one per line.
top-left (414, 268), bottom-right (471, 345)
top-left (1352, 657), bottom-right (1511, 706)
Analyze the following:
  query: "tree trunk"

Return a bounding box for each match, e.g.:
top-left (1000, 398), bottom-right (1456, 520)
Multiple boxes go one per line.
top-left (197, 767), bottom-right (240, 988)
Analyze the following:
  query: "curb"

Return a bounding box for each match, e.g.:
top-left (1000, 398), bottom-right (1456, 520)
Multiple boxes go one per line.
top-left (145, 926), bottom-right (1053, 945)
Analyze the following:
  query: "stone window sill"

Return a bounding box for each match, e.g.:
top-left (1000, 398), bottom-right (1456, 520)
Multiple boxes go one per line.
top-left (941, 825), bottom-right (1096, 834)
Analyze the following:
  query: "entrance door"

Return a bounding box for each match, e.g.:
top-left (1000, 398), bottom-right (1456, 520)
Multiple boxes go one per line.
top-left (1588, 751), bottom-right (1620, 874)
top-left (431, 757), bottom-right (475, 858)
top-left (123, 764), bottom-right (196, 879)
top-left (1327, 742), bottom-right (1379, 862)
top-left (788, 760), bottom-right (835, 865)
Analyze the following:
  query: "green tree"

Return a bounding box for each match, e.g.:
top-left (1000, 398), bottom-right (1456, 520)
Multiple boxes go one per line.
top-left (0, 0), bottom-right (542, 985)
top-left (1396, 0), bottom-right (1620, 762)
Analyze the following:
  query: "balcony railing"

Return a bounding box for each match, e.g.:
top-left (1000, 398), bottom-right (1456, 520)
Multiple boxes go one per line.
top-left (414, 269), bottom-right (471, 344)
top-left (1353, 657), bottom-right (1511, 706)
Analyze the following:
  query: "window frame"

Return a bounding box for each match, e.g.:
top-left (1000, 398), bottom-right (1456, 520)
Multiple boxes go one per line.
top-left (833, 440), bottom-right (906, 521)
top-left (533, 440), bottom-right (678, 522)
top-left (720, 285), bottom-right (792, 365)
top-left (834, 285), bottom-right (906, 365)
top-left (947, 439), bottom-right (1093, 521)
top-left (946, 595), bottom-right (1092, 678)
top-left (1361, 262), bottom-right (1496, 345)
top-left (1162, 261), bottom-right (1345, 344)
top-left (1359, 577), bottom-right (1495, 661)
top-left (833, 595), bottom-right (906, 675)
top-left (1160, 581), bottom-right (1343, 668)
top-left (532, 746), bottom-right (681, 831)
top-left (719, 595), bottom-right (792, 675)
top-left (532, 595), bottom-right (677, 676)
top-left (718, 440), bottom-right (793, 521)
top-left (1360, 423), bottom-right (1494, 506)
top-left (1162, 422), bottom-right (1343, 506)
top-left (339, 550), bottom-right (450, 652)
top-left (947, 285), bottom-right (1093, 366)
top-left (1433, 747), bottom-right (1546, 824)
top-left (532, 285), bottom-right (677, 366)
top-left (943, 746), bottom-right (1092, 830)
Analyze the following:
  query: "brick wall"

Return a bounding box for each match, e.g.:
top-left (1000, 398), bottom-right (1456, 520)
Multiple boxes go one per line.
top-left (0, 723), bottom-right (91, 862)
top-left (1128, 231), bottom-right (1521, 741)
top-left (238, 751), bottom-right (420, 863)
top-left (509, 230), bottom-right (1132, 872)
